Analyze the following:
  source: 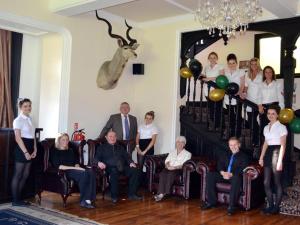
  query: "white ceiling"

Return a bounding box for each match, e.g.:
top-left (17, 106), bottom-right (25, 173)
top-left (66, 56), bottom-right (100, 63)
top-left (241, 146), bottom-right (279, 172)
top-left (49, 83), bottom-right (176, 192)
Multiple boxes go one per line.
top-left (53, 0), bottom-right (300, 24)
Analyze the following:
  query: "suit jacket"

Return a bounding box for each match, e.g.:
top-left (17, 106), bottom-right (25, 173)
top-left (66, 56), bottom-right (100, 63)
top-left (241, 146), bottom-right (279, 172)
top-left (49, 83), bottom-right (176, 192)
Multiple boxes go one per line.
top-left (100, 113), bottom-right (137, 141)
top-left (216, 150), bottom-right (249, 176)
top-left (93, 143), bottom-right (133, 171)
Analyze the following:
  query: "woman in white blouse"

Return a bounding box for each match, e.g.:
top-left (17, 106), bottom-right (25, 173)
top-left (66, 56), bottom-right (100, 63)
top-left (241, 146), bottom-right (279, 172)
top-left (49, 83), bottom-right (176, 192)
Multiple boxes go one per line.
top-left (202, 52), bottom-right (224, 128)
top-left (259, 105), bottom-right (287, 214)
top-left (224, 53), bottom-right (245, 136)
top-left (243, 58), bottom-right (263, 145)
top-left (258, 66), bottom-right (284, 131)
top-left (11, 98), bottom-right (37, 206)
top-left (154, 136), bottom-right (191, 202)
top-left (136, 111), bottom-right (158, 170)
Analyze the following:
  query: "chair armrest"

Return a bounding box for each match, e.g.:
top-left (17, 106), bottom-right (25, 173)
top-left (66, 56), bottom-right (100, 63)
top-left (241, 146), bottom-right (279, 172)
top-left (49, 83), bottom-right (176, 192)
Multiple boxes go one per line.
top-left (195, 159), bottom-right (216, 201)
top-left (145, 154), bottom-right (168, 173)
top-left (242, 163), bottom-right (263, 180)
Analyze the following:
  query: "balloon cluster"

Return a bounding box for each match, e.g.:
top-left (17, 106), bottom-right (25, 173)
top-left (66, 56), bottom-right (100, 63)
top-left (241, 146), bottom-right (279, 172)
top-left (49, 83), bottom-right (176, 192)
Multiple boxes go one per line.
top-left (281, 108), bottom-right (300, 134)
top-left (180, 59), bottom-right (203, 79)
top-left (208, 75), bottom-right (240, 102)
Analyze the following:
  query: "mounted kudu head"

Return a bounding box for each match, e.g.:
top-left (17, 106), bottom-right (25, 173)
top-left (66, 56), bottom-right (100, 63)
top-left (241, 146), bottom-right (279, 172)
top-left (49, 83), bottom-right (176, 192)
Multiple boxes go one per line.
top-left (95, 10), bottom-right (139, 90)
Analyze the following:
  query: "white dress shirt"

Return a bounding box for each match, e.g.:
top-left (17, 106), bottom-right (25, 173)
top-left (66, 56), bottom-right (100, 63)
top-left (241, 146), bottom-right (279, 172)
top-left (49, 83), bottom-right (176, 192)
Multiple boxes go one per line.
top-left (264, 121), bottom-right (287, 145)
top-left (13, 113), bottom-right (34, 139)
top-left (203, 64), bottom-right (224, 97)
top-left (138, 123), bottom-right (158, 139)
top-left (121, 114), bottom-right (130, 140)
top-left (258, 80), bottom-right (284, 109)
top-left (224, 69), bottom-right (245, 105)
top-left (245, 72), bottom-right (263, 112)
top-left (165, 149), bottom-right (192, 167)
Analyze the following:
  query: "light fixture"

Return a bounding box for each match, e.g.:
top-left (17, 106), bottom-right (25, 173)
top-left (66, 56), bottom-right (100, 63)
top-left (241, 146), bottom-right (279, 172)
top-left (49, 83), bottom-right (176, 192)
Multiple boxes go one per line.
top-left (194, 0), bottom-right (263, 38)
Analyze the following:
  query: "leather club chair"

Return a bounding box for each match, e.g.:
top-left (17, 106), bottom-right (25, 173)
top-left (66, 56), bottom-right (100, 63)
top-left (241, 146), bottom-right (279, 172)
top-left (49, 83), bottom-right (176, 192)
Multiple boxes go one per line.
top-left (37, 138), bottom-right (86, 207)
top-left (196, 160), bottom-right (264, 210)
top-left (144, 154), bottom-right (198, 199)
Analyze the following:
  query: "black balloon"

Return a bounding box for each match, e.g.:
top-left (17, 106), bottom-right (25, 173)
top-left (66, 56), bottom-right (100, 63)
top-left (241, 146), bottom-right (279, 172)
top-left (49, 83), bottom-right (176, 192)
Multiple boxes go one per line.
top-left (189, 59), bottom-right (203, 77)
top-left (226, 82), bottom-right (239, 95)
top-left (295, 109), bottom-right (300, 118)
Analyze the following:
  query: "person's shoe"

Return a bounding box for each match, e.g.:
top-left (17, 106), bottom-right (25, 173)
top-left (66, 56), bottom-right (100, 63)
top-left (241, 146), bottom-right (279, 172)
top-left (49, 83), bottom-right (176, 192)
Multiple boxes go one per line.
top-left (262, 206), bottom-right (273, 215)
top-left (227, 207), bottom-right (235, 216)
top-left (270, 206), bottom-right (280, 214)
top-left (128, 195), bottom-right (142, 201)
top-left (201, 203), bottom-right (216, 210)
top-left (154, 194), bottom-right (164, 202)
top-left (111, 198), bottom-right (118, 204)
top-left (12, 201), bottom-right (30, 207)
top-left (80, 201), bottom-right (95, 209)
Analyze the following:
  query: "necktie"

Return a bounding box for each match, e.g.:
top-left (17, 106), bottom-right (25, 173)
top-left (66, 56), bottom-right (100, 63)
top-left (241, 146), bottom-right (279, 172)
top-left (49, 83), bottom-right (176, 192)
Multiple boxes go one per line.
top-left (124, 115), bottom-right (130, 140)
top-left (227, 154), bottom-right (235, 173)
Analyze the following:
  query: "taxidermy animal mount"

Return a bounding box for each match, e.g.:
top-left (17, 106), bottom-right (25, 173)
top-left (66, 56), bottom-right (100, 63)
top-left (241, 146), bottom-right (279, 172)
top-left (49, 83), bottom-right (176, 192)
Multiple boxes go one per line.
top-left (96, 11), bottom-right (139, 90)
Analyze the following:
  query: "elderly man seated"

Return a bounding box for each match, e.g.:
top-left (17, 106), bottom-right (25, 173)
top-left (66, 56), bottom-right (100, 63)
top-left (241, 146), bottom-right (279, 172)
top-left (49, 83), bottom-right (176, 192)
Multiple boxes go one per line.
top-left (94, 131), bottom-right (141, 203)
top-left (201, 137), bottom-right (249, 215)
top-left (154, 136), bottom-right (191, 202)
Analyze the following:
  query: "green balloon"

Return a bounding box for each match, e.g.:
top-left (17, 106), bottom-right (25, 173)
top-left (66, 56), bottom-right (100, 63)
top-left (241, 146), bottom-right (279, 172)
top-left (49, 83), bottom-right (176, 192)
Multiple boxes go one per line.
top-left (216, 75), bottom-right (229, 89)
top-left (290, 118), bottom-right (300, 133)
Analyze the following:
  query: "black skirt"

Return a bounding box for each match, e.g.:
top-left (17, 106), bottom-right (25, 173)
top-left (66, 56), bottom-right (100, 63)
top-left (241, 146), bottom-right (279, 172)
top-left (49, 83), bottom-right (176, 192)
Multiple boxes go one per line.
top-left (15, 138), bottom-right (34, 163)
top-left (263, 145), bottom-right (280, 168)
top-left (139, 138), bottom-right (154, 156)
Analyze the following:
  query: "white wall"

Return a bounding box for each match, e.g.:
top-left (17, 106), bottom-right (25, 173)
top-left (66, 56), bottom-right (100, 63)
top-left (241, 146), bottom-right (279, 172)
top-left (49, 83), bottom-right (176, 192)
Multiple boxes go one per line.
top-left (39, 33), bottom-right (63, 139)
top-left (19, 34), bottom-right (42, 127)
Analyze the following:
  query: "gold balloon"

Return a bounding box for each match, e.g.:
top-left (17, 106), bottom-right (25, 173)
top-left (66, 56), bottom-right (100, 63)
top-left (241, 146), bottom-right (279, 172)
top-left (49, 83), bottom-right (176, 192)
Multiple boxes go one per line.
top-left (209, 89), bottom-right (225, 102)
top-left (180, 67), bottom-right (193, 78)
top-left (279, 108), bottom-right (294, 124)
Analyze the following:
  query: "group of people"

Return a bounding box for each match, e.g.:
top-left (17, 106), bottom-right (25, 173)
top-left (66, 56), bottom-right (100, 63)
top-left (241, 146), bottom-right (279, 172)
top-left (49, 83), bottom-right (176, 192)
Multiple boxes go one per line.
top-left (200, 52), bottom-right (287, 215)
top-left (202, 52), bottom-right (284, 143)
top-left (11, 100), bottom-right (192, 208)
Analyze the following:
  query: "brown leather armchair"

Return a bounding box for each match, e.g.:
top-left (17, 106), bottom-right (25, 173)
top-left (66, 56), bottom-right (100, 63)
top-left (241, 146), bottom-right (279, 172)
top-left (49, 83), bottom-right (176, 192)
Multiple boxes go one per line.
top-left (196, 160), bottom-right (264, 210)
top-left (37, 138), bottom-right (86, 207)
top-left (86, 138), bottom-right (134, 198)
top-left (144, 154), bottom-right (197, 199)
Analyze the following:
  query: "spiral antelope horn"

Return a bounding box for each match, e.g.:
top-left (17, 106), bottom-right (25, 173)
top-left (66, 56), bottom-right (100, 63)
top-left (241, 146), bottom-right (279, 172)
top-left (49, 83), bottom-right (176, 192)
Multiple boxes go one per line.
top-left (125, 20), bottom-right (137, 46)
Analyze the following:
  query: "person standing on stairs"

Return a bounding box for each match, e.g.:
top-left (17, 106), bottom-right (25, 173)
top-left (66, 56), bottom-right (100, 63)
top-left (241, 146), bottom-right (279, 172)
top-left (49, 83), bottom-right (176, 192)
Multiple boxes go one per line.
top-left (259, 105), bottom-right (287, 214)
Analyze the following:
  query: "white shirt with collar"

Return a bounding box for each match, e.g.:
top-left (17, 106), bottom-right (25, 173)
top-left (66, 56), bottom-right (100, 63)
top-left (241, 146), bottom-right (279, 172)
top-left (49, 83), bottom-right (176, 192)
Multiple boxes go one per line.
top-left (165, 149), bottom-right (192, 167)
top-left (258, 80), bottom-right (284, 109)
top-left (138, 123), bottom-right (158, 139)
top-left (203, 64), bottom-right (224, 97)
top-left (264, 121), bottom-right (287, 145)
top-left (245, 72), bottom-right (263, 112)
top-left (224, 68), bottom-right (245, 105)
top-left (121, 114), bottom-right (130, 140)
top-left (13, 113), bottom-right (34, 139)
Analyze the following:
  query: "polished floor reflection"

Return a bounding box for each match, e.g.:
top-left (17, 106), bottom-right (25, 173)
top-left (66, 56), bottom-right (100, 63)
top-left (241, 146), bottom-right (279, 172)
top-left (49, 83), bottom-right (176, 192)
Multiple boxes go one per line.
top-left (35, 191), bottom-right (300, 225)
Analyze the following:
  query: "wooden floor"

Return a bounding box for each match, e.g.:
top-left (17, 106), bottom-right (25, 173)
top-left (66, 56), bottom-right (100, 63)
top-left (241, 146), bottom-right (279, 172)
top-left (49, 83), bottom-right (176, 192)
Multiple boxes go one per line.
top-left (34, 190), bottom-right (300, 225)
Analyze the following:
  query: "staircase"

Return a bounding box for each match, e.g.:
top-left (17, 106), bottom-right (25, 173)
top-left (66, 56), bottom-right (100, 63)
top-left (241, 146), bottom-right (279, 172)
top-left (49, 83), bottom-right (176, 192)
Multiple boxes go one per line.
top-left (280, 160), bottom-right (300, 216)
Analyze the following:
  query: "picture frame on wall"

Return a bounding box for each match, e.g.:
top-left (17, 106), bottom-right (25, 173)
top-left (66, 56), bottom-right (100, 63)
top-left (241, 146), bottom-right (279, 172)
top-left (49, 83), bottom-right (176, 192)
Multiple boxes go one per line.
top-left (239, 60), bottom-right (250, 70)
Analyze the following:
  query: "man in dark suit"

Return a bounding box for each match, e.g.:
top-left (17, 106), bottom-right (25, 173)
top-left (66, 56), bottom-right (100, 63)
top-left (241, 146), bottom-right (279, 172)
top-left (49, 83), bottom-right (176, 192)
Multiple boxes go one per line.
top-left (202, 137), bottom-right (249, 215)
top-left (94, 131), bottom-right (141, 203)
top-left (99, 102), bottom-right (137, 153)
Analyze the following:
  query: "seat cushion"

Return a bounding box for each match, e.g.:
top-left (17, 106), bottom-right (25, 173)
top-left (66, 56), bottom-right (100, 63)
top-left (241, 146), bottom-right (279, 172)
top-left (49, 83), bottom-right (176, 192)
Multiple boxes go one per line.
top-left (216, 182), bottom-right (231, 193)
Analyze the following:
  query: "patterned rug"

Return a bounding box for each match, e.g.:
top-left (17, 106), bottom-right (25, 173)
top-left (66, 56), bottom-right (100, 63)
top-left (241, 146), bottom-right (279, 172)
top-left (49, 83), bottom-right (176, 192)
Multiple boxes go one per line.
top-left (0, 203), bottom-right (106, 225)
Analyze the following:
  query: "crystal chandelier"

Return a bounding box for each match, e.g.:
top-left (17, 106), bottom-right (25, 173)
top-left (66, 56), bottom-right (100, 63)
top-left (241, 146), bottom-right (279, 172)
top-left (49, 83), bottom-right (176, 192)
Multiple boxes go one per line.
top-left (194, 0), bottom-right (263, 38)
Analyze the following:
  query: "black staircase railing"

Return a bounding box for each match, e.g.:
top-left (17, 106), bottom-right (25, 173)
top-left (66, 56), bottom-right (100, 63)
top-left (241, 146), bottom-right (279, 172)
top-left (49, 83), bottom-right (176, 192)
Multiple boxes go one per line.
top-left (183, 77), bottom-right (262, 156)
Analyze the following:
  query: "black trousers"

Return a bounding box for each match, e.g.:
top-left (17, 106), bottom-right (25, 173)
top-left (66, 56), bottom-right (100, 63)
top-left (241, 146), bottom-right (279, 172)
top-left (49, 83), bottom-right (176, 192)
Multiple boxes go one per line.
top-left (65, 169), bottom-right (96, 202)
top-left (206, 171), bottom-right (242, 207)
top-left (158, 168), bottom-right (181, 195)
top-left (106, 166), bottom-right (140, 199)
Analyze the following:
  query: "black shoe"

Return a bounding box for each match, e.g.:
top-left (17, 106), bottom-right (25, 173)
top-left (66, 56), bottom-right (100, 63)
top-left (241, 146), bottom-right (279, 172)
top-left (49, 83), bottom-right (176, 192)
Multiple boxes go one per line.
top-left (201, 203), bottom-right (216, 210)
top-left (80, 201), bottom-right (95, 209)
top-left (128, 195), bottom-right (142, 201)
top-left (270, 206), bottom-right (280, 214)
top-left (12, 201), bottom-right (29, 207)
top-left (262, 206), bottom-right (273, 215)
top-left (227, 207), bottom-right (235, 216)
